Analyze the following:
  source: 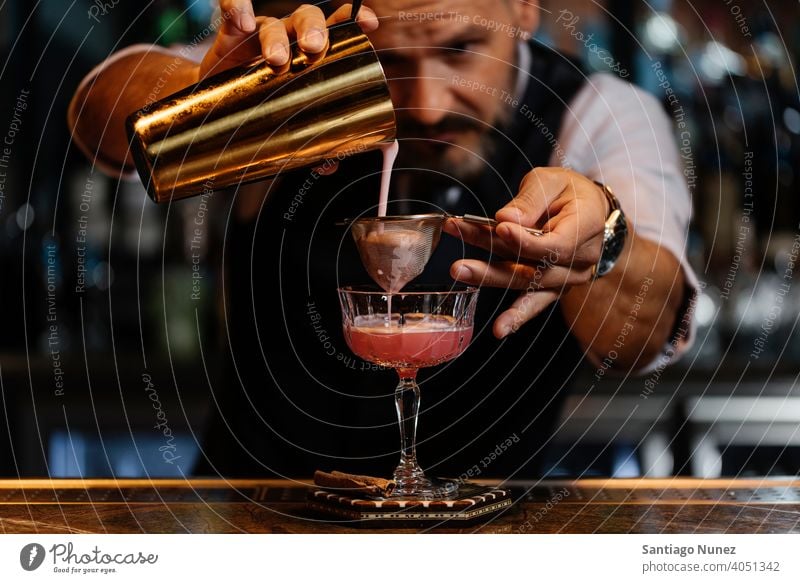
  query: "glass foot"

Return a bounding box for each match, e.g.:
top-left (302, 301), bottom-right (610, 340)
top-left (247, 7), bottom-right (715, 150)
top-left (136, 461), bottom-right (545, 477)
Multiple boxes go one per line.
top-left (391, 472), bottom-right (460, 500)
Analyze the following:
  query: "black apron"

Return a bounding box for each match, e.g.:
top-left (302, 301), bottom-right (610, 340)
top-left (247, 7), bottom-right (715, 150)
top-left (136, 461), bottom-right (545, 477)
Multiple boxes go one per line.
top-left (195, 44), bottom-right (588, 479)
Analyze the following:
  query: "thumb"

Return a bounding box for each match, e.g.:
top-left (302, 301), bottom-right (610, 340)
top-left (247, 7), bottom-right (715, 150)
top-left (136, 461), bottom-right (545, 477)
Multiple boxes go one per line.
top-left (496, 168), bottom-right (567, 227)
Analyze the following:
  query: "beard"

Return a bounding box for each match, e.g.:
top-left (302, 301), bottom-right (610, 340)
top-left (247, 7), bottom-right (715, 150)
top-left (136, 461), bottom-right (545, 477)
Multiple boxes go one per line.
top-left (392, 103), bottom-right (514, 197)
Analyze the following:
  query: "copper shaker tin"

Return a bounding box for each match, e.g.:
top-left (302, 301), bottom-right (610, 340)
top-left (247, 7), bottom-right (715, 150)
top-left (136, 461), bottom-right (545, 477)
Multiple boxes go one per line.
top-left (126, 20), bottom-right (396, 203)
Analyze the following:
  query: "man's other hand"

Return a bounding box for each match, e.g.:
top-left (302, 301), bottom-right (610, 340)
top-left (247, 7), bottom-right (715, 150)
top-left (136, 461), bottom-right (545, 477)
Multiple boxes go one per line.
top-left (200, 2), bottom-right (379, 79)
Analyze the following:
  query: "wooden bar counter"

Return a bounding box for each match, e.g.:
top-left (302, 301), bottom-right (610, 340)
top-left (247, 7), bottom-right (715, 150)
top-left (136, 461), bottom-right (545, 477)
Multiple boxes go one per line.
top-left (1, 478), bottom-right (799, 534)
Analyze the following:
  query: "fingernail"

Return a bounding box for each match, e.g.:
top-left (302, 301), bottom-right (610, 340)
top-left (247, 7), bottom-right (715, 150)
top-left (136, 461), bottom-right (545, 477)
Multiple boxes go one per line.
top-left (496, 323), bottom-right (511, 339)
top-left (454, 265), bottom-right (472, 280)
top-left (268, 43), bottom-right (289, 64)
top-left (358, 8), bottom-right (378, 25)
top-left (239, 12), bottom-right (256, 32)
top-left (303, 28), bottom-right (325, 51)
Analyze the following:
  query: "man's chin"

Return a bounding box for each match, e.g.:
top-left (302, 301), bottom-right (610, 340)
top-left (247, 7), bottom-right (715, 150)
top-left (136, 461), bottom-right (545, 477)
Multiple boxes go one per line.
top-left (397, 141), bottom-right (488, 183)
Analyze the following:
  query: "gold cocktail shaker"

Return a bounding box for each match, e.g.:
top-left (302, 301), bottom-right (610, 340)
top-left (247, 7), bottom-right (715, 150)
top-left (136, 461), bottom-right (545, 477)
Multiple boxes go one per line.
top-left (126, 20), bottom-right (396, 203)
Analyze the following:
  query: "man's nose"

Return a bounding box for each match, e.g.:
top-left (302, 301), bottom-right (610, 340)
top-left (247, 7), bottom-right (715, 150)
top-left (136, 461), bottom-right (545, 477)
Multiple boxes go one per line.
top-left (393, 61), bottom-right (452, 126)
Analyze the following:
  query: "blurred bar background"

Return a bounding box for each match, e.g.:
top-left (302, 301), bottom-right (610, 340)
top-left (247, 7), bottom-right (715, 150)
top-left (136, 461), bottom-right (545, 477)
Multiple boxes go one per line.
top-left (0, 0), bottom-right (799, 478)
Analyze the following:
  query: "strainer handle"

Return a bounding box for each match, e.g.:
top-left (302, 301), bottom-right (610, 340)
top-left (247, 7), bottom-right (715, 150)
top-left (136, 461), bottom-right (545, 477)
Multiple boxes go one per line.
top-left (459, 214), bottom-right (544, 237)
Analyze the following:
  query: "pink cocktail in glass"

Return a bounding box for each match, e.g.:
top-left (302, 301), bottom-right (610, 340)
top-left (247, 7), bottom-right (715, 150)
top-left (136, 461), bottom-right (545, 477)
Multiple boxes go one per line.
top-left (338, 286), bottom-right (479, 499)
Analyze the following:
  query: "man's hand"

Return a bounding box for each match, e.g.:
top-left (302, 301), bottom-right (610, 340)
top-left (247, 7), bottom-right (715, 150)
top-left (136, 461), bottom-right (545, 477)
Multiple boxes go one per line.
top-left (442, 167), bottom-right (610, 339)
top-left (200, 2), bottom-right (379, 79)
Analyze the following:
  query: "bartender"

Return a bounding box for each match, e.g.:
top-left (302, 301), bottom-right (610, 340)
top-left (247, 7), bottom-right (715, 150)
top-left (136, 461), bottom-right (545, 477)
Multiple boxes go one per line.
top-left (68, 1), bottom-right (698, 478)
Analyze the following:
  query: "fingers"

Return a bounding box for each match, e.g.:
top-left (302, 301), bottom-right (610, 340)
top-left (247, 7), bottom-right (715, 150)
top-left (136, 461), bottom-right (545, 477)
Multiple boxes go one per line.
top-left (442, 218), bottom-right (525, 259)
top-left (327, 3), bottom-right (379, 31)
top-left (495, 221), bottom-right (569, 263)
top-left (496, 211), bottom-right (602, 266)
top-left (211, 3), bottom-right (379, 75)
top-left (201, 15), bottom-right (263, 78)
top-left (447, 253), bottom-right (566, 338)
top-left (222, 0), bottom-right (257, 32)
top-left (450, 259), bottom-right (591, 290)
top-left (258, 17), bottom-right (291, 65)
top-left (286, 3), bottom-right (380, 55)
top-left (443, 216), bottom-right (577, 265)
top-left (451, 259), bottom-right (540, 289)
top-left (493, 290), bottom-right (559, 339)
top-left (258, 4), bottom-right (328, 67)
top-left (495, 167), bottom-right (567, 227)
top-left (493, 168), bottom-right (608, 265)
top-left (285, 4), bottom-right (329, 54)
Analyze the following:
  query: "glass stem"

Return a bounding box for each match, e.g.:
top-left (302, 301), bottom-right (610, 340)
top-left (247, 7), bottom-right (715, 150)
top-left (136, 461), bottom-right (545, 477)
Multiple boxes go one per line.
top-left (393, 370), bottom-right (428, 488)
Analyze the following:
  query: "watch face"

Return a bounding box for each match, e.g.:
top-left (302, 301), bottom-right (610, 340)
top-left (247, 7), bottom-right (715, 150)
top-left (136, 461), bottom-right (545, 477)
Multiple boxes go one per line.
top-left (597, 214), bottom-right (628, 277)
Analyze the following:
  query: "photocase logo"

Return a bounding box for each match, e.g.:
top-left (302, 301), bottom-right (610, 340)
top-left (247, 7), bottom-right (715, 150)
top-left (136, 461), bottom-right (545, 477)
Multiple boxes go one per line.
top-left (19, 543), bottom-right (46, 571)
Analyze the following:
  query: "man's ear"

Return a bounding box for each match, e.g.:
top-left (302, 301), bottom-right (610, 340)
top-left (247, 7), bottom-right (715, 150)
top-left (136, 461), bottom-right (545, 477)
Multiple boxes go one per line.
top-left (511, 0), bottom-right (540, 40)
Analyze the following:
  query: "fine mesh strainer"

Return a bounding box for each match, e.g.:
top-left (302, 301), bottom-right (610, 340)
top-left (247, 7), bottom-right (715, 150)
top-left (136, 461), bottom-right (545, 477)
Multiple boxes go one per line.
top-left (348, 214), bottom-right (443, 293)
top-left (343, 213), bottom-right (544, 293)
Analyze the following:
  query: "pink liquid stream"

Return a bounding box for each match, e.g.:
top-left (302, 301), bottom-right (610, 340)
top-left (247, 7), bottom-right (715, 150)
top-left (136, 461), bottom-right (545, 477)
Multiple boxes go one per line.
top-left (377, 140), bottom-right (399, 218)
top-left (378, 141), bottom-right (400, 318)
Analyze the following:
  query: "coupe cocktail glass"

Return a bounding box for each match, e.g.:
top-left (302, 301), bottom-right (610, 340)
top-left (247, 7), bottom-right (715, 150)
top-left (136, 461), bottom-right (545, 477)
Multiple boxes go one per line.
top-left (338, 285), bottom-right (479, 499)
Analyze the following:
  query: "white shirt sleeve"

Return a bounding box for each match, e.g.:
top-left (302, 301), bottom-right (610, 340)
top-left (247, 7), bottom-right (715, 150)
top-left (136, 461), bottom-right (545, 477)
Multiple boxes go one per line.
top-left (552, 72), bottom-right (701, 370)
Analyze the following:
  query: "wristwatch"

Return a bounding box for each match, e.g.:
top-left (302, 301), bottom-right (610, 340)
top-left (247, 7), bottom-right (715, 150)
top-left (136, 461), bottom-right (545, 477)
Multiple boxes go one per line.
top-left (592, 181), bottom-right (628, 279)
